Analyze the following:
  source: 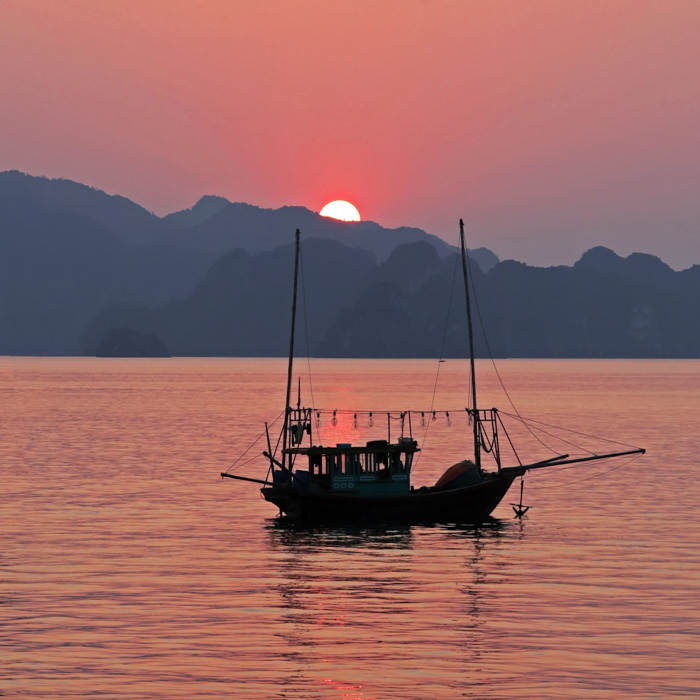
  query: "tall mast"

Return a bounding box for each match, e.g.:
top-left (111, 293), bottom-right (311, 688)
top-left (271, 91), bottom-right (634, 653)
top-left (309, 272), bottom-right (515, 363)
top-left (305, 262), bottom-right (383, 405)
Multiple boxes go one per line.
top-left (459, 219), bottom-right (480, 468)
top-left (282, 229), bottom-right (301, 469)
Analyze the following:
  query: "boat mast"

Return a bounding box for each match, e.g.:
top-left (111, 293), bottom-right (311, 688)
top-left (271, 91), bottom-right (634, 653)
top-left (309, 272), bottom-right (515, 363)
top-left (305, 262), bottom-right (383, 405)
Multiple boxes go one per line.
top-left (282, 229), bottom-right (301, 470)
top-left (459, 219), bottom-right (480, 468)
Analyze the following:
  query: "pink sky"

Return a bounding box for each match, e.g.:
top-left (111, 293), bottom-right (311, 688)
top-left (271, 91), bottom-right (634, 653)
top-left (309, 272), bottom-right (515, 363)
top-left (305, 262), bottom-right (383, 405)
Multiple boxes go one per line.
top-left (1, 0), bottom-right (699, 267)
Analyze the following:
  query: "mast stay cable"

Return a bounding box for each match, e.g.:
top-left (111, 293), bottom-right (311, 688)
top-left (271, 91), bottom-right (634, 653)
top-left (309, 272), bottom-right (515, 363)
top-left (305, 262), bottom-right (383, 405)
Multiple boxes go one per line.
top-left (413, 246), bottom-right (460, 471)
top-left (222, 409), bottom-right (285, 475)
top-left (299, 245), bottom-right (317, 414)
top-left (462, 224), bottom-right (560, 456)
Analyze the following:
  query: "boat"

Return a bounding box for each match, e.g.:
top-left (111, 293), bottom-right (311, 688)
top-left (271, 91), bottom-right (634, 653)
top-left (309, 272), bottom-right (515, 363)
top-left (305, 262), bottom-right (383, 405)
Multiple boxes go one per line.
top-left (221, 222), bottom-right (645, 522)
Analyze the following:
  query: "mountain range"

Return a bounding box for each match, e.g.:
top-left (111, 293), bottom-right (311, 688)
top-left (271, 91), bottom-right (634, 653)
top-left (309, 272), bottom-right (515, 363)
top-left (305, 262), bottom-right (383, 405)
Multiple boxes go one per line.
top-left (0, 171), bottom-right (472, 354)
top-left (82, 239), bottom-right (700, 359)
top-left (1, 170), bottom-right (698, 358)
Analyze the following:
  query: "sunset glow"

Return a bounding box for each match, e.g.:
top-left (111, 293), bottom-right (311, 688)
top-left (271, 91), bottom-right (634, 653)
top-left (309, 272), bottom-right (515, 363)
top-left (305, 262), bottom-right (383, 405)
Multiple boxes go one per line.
top-left (1, 1), bottom-right (699, 266)
top-left (320, 201), bottom-right (361, 222)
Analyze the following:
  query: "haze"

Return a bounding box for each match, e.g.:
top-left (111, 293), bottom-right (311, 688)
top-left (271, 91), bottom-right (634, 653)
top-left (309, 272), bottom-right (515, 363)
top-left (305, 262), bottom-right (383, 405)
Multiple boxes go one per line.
top-left (1, 0), bottom-right (698, 268)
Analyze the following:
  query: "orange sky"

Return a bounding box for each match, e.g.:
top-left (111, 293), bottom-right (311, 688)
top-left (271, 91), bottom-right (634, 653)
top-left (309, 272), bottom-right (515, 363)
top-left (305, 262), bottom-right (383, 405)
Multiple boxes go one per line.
top-left (1, 0), bottom-right (699, 267)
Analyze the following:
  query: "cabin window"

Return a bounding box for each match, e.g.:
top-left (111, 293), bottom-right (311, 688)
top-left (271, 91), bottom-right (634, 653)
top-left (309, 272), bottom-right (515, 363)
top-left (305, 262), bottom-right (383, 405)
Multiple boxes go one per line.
top-left (310, 454), bottom-right (325, 476)
top-left (343, 454), bottom-right (358, 475)
top-left (389, 454), bottom-right (401, 473)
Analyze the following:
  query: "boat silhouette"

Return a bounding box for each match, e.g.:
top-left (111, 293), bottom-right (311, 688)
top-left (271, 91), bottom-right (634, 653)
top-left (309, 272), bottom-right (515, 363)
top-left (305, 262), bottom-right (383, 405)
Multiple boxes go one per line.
top-left (222, 222), bottom-right (644, 522)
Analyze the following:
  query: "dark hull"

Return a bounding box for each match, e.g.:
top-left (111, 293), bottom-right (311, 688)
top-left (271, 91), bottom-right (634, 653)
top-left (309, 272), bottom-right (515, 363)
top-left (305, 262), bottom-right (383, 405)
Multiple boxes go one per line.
top-left (261, 472), bottom-right (516, 524)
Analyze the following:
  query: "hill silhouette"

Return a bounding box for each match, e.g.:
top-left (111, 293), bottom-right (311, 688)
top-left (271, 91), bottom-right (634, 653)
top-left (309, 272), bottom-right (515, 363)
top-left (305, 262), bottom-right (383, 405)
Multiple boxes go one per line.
top-left (0, 171), bottom-right (164, 247)
top-left (2, 170), bottom-right (697, 358)
top-left (82, 239), bottom-right (376, 356)
top-left (83, 240), bottom-right (700, 358)
top-left (163, 198), bottom-right (457, 262)
top-left (0, 189), bottom-right (211, 353)
top-left (96, 327), bottom-right (170, 357)
top-left (0, 171), bottom-right (475, 354)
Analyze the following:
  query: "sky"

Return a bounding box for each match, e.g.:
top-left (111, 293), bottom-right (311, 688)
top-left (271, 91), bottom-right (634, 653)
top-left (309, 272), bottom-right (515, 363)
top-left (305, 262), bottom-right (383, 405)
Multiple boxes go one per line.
top-left (1, 0), bottom-right (699, 268)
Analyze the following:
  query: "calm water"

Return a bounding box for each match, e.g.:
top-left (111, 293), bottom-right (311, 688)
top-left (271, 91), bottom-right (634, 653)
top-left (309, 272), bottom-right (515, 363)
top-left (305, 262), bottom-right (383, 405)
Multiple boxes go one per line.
top-left (2, 357), bottom-right (699, 699)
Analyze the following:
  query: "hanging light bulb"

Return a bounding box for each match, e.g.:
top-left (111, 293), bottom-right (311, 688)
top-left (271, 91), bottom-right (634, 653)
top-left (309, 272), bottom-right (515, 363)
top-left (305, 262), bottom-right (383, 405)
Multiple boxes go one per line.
top-left (420, 411), bottom-right (425, 427)
top-left (368, 411), bottom-right (374, 427)
top-left (446, 411), bottom-right (451, 426)
top-left (353, 413), bottom-right (358, 428)
top-left (331, 409), bottom-right (338, 427)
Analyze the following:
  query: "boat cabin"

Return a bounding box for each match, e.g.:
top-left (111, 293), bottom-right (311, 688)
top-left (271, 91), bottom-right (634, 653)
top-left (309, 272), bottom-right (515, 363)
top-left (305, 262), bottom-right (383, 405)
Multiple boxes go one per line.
top-left (284, 438), bottom-right (419, 496)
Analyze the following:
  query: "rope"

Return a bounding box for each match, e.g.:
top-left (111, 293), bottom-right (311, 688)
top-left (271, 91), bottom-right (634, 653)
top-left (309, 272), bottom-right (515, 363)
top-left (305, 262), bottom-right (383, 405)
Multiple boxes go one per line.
top-left (499, 411), bottom-right (643, 451)
top-left (502, 413), bottom-right (598, 456)
top-left (480, 423), bottom-right (496, 453)
top-left (530, 452), bottom-right (644, 487)
top-left (222, 409), bottom-right (285, 474)
top-left (463, 241), bottom-right (559, 456)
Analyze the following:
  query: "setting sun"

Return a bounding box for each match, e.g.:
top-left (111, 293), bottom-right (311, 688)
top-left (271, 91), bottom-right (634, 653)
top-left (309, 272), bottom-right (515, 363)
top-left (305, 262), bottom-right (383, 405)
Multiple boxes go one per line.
top-left (319, 200), bottom-right (361, 222)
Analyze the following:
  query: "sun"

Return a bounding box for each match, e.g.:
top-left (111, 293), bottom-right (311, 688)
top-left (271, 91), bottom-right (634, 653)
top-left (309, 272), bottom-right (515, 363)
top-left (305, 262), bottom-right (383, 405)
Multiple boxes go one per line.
top-left (319, 200), bottom-right (361, 222)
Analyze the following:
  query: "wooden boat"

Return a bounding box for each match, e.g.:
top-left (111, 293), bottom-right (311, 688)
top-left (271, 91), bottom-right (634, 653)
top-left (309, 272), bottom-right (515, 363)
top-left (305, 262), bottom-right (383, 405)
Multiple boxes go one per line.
top-left (222, 222), bottom-right (644, 523)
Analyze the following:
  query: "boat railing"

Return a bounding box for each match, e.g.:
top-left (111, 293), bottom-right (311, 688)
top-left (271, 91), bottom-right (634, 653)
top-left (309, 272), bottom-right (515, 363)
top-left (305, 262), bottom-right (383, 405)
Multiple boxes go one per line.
top-left (284, 441), bottom-right (418, 482)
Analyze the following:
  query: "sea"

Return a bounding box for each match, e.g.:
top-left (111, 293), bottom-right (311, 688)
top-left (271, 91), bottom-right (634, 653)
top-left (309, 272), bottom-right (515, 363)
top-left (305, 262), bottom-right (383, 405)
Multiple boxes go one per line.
top-left (2, 357), bottom-right (699, 699)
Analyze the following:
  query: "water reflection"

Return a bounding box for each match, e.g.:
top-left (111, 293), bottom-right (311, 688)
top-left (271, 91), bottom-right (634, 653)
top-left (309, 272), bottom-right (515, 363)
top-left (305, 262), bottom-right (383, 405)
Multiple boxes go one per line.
top-left (266, 519), bottom-right (416, 550)
top-left (267, 519), bottom-right (510, 698)
top-left (266, 517), bottom-right (507, 548)
top-left (425, 518), bottom-right (506, 540)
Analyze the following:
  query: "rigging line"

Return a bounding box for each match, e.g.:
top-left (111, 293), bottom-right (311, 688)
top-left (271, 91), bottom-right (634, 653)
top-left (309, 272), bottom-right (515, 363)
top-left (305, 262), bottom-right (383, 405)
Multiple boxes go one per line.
top-left (537, 453), bottom-right (644, 487)
top-left (498, 411), bottom-right (642, 450)
top-left (313, 406), bottom-right (462, 413)
top-left (224, 409), bottom-right (285, 474)
top-left (298, 247), bottom-right (317, 413)
top-left (503, 415), bottom-right (598, 456)
top-left (415, 247), bottom-right (461, 470)
top-left (226, 452), bottom-right (264, 472)
top-left (274, 415), bottom-right (284, 457)
top-left (497, 411), bottom-right (522, 466)
top-left (525, 450), bottom-right (642, 476)
top-left (463, 239), bottom-right (559, 456)
top-left (480, 424), bottom-right (496, 453)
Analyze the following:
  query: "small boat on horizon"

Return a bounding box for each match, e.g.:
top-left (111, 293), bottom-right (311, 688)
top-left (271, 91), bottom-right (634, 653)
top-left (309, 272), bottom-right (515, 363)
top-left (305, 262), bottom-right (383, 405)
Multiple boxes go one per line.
top-left (222, 222), bottom-right (645, 523)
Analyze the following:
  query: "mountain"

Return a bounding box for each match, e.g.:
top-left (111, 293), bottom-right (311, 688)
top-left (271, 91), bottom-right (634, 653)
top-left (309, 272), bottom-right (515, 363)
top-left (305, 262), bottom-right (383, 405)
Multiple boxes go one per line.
top-left (3, 170), bottom-right (695, 358)
top-left (96, 327), bottom-right (170, 357)
top-left (469, 246), bottom-right (499, 273)
top-left (0, 171), bottom-right (496, 355)
top-left (162, 195), bottom-right (231, 228)
top-left (161, 198), bottom-right (455, 262)
top-left (0, 171), bottom-right (463, 263)
top-left (0, 192), bottom-right (212, 353)
top-left (81, 238), bottom-right (376, 356)
top-left (0, 195), bottom-right (129, 354)
top-left (0, 170), bottom-right (164, 247)
top-left (82, 242), bottom-right (700, 358)
top-left (0, 177), bottom-right (213, 354)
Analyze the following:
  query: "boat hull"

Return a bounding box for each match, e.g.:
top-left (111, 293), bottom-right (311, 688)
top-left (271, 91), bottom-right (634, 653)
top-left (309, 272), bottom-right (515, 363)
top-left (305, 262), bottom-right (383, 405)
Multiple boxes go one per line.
top-left (261, 472), bottom-right (516, 524)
